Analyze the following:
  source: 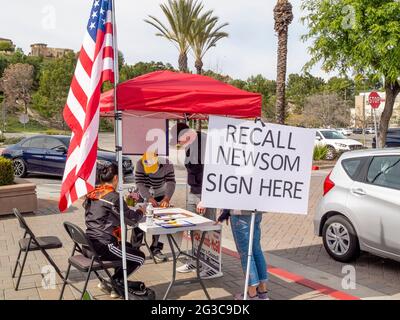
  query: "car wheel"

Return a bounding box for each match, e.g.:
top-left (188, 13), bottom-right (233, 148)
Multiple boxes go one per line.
top-left (325, 146), bottom-right (336, 160)
top-left (322, 215), bottom-right (360, 262)
top-left (13, 158), bottom-right (28, 178)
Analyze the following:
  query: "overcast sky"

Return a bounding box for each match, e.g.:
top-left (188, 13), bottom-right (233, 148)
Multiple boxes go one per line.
top-left (0, 0), bottom-right (330, 80)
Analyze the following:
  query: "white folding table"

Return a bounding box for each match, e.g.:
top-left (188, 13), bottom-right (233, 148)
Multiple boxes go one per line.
top-left (138, 208), bottom-right (222, 300)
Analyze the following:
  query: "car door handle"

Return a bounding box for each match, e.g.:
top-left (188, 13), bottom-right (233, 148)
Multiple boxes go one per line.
top-left (351, 188), bottom-right (366, 196)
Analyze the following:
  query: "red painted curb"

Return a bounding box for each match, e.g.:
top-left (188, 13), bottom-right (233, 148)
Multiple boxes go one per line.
top-left (221, 247), bottom-right (360, 301)
top-left (312, 166), bottom-right (320, 171)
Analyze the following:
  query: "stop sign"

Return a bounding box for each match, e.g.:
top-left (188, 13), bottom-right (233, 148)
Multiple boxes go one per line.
top-left (368, 92), bottom-right (381, 109)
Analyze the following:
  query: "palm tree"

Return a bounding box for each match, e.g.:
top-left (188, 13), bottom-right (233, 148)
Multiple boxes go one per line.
top-left (189, 11), bottom-right (229, 75)
top-left (274, 0), bottom-right (293, 124)
top-left (145, 0), bottom-right (203, 72)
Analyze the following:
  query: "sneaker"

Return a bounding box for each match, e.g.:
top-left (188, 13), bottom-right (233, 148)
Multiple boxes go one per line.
top-left (234, 292), bottom-right (263, 300)
top-left (97, 282), bottom-right (111, 294)
top-left (98, 282), bottom-right (120, 299)
top-left (110, 288), bottom-right (121, 299)
top-left (257, 289), bottom-right (270, 300)
top-left (152, 249), bottom-right (168, 263)
top-left (200, 265), bottom-right (223, 280)
top-left (199, 264), bottom-right (214, 279)
top-left (177, 261), bottom-right (197, 273)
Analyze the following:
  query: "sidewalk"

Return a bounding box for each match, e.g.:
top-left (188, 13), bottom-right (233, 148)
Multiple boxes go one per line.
top-left (0, 200), bottom-right (348, 300)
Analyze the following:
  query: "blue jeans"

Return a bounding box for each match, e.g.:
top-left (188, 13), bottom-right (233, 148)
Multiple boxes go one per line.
top-left (230, 213), bottom-right (268, 287)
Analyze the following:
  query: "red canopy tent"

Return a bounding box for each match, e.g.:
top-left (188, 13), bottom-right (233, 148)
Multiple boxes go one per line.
top-left (99, 70), bottom-right (262, 119)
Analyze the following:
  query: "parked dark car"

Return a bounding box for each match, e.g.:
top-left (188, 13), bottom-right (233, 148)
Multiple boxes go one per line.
top-left (1, 135), bottom-right (133, 179)
top-left (352, 128), bottom-right (363, 134)
top-left (372, 128), bottom-right (400, 148)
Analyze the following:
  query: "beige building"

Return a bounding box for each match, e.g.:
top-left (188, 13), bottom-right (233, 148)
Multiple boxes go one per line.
top-left (29, 43), bottom-right (74, 58)
top-left (353, 92), bottom-right (400, 128)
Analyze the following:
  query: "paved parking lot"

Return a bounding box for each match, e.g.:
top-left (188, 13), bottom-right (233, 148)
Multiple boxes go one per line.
top-left (1, 132), bottom-right (399, 300)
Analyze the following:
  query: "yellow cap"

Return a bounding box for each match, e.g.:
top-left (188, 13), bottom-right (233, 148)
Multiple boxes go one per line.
top-left (142, 152), bottom-right (159, 175)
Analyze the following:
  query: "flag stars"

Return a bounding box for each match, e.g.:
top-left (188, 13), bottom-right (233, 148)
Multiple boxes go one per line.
top-left (91, 11), bottom-right (98, 19)
top-left (100, 8), bottom-right (105, 15)
top-left (89, 22), bottom-right (96, 30)
top-left (94, 0), bottom-right (100, 8)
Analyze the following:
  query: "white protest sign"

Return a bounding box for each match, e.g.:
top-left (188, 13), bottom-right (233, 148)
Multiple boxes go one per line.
top-left (201, 116), bottom-right (316, 215)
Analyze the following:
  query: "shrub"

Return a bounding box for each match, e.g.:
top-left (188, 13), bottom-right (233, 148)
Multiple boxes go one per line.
top-left (44, 129), bottom-right (69, 136)
top-left (0, 157), bottom-right (14, 186)
top-left (313, 145), bottom-right (329, 161)
top-left (0, 136), bottom-right (24, 145)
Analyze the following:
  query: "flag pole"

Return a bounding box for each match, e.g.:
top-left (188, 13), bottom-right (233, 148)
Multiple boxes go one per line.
top-left (243, 210), bottom-right (256, 300)
top-left (111, 0), bottom-right (129, 300)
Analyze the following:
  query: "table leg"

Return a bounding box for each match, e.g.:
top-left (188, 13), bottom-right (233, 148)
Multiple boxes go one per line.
top-left (196, 231), bottom-right (211, 300)
top-left (163, 234), bottom-right (177, 300)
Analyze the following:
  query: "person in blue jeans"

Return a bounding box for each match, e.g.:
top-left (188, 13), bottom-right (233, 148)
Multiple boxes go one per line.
top-left (218, 210), bottom-right (269, 300)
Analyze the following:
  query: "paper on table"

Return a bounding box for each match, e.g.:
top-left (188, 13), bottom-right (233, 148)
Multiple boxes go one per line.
top-left (156, 220), bottom-right (196, 229)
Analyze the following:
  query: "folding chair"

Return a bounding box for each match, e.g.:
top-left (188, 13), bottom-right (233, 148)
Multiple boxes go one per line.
top-left (59, 222), bottom-right (122, 300)
top-left (12, 208), bottom-right (64, 291)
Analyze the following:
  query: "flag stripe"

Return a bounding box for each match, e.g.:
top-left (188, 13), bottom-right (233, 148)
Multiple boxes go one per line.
top-left (59, 0), bottom-right (115, 212)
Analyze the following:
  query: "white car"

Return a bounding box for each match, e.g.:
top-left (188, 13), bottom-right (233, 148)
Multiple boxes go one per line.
top-left (315, 129), bottom-right (364, 160)
top-left (314, 148), bottom-right (400, 262)
top-left (336, 128), bottom-right (352, 136)
top-left (365, 127), bottom-right (376, 135)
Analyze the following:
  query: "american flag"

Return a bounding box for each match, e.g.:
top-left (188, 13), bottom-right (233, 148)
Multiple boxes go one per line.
top-left (59, 0), bottom-right (116, 212)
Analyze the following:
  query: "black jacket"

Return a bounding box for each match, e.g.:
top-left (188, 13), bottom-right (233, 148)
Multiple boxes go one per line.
top-left (84, 191), bottom-right (143, 244)
top-left (185, 132), bottom-right (206, 195)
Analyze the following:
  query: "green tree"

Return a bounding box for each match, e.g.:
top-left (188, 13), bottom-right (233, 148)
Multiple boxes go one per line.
top-left (302, 0), bottom-right (400, 147)
top-left (286, 73), bottom-right (325, 112)
top-left (274, 0), bottom-right (294, 124)
top-left (188, 10), bottom-right (228, 74)
top-left (202, 70), bottom-right (232, 83)
top-left (32, 52), bottom-right (77, 127)
top-left (120, 61), bottom-right (175, 82)
top-left (245, 75), bottom-right (277, 119)
top-left (0, 63), bottom-right (34, 114)
top-left (0, 41), bottom-right (14, 53)
top-left (0, 56), bottom-right (9, 84)
top-left (145, 0), bottom-right (203, 72)
top-left (0, 50), bottom-right (43, 89)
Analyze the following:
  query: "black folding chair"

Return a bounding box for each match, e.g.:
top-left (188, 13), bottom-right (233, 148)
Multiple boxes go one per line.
top-left (59, 222), bottom-right (122, 300)
top-left (12, 208), bottom-right (64, 291)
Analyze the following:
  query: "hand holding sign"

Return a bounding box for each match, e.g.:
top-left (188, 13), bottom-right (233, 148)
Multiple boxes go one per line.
top-left (201, 116), bottom-right (316, 215)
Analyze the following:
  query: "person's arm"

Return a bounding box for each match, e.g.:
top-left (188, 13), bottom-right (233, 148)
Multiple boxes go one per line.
top-left (159, 164), bottom-right (176, 208)
top-left (106, 193), bottom-right (144, 226)
top-left (122, 200), bottom-right (144, 224)
top-left (135, 161), bottom-right (152, 200)
top-left (217, 209), bottom-right (231, 225)
top-left (164, 164), bottom-right (176, 199)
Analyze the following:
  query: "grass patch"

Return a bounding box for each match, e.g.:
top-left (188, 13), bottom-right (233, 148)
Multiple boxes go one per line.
top-left (4, 115), bottom-right (48, 133)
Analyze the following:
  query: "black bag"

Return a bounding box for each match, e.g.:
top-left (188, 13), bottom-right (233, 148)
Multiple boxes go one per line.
top-left (116, 281), bottom-right (156, 300)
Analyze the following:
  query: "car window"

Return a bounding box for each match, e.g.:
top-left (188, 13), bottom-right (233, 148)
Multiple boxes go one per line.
top-left (367, 156), bottom-right (400, 190)
top-left (29, 137), bottom-right (47, 149)
top-left (59, 137), bottom-right (71, 148)
top-left (320, 130), bottom-right (345, 140)
top-left (20, 139), bottom-right (31, 147)
top-left (44, 137), bottom-right (64, 150)
top-left (342, 158), bottom-right (364, 180)
top-left (316, 132), bottom-right (323, 139)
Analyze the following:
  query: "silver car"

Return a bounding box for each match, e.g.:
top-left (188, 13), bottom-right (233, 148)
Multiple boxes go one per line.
top-left (314, 148), bottom-right (400, 262)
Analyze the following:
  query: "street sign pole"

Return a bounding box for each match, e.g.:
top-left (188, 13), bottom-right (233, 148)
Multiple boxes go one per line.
top-left (372, 108), bottom-right (379, 148)
top-left (368, 92), bottom-right (382, 149)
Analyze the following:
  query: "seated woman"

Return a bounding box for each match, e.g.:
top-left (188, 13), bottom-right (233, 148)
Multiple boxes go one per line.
top-left (84, 160), bottom-right (145, 299)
